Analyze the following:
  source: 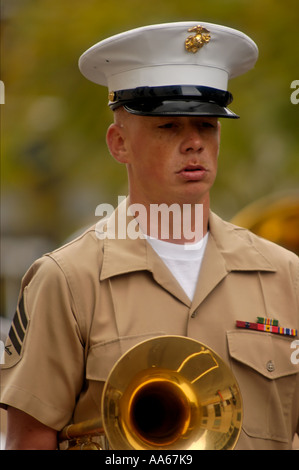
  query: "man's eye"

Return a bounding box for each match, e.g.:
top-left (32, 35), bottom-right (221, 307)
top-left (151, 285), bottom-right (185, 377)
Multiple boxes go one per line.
top-left (201, 121), bottom-right (216, 128)
top-left (158, 123), bottom-right (175, 129)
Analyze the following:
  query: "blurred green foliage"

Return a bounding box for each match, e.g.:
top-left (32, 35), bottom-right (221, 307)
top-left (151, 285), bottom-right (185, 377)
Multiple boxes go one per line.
top-left (1, 0), bottom-right (299, 244)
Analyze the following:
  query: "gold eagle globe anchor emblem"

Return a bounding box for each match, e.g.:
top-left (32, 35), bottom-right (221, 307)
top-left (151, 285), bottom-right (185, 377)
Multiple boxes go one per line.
top-left (185, 26), bottom-right (211, 53)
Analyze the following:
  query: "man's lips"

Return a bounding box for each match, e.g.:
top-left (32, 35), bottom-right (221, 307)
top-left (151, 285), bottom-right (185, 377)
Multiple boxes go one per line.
top-left (177, 165), bottom-right (208, 181)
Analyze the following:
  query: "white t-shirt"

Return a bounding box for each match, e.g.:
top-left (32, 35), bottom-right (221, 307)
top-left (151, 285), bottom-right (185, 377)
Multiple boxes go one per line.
top-left (145, 233), bottom-right (209, 300)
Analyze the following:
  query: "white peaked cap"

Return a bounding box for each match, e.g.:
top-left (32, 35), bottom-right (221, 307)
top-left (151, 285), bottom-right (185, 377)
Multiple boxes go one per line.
top-left (79, 22), bottom-right (259, 118)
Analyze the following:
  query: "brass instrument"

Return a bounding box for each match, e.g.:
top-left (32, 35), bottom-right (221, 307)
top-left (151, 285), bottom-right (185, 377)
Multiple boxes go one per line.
top-left (230, 191), bottom-right (299, 255)
top-left (59, 336), bottom-right (242, 450)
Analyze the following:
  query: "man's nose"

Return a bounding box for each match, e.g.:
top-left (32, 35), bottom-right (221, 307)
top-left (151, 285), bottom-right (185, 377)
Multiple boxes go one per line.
top-left (180, 126), bottom-right (204, 154)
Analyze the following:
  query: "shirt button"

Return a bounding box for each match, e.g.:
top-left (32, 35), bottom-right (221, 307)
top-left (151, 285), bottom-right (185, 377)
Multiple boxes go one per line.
top-left (266, 360), bottom-right (275, 372)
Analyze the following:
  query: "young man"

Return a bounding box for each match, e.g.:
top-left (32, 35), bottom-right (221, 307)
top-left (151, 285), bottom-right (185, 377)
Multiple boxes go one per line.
top-left (1, 22), bottom-right (298, 450)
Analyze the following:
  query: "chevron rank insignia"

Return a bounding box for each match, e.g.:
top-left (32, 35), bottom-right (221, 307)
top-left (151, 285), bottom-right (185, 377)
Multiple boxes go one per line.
top-left (2, 294), bottom-right (29, 367)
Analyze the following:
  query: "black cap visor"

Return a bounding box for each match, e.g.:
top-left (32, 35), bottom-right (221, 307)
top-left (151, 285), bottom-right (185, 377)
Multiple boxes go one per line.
top-left (109, 86), bottom-right (239, 118)
top-left (123, 99), bottom-right (238, 118)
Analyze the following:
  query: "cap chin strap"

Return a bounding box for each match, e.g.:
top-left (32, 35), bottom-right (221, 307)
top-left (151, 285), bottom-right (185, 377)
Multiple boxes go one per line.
top-left (108, 85), bottom-right (238, 118)
top-left (109, 85), bottom-right (233, 107)
top-left (123, 100), bottom-right (239, 119)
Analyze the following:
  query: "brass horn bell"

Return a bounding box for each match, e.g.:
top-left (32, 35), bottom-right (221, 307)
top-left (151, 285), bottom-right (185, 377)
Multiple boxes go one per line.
top-left (59, 336), bottom-right (242, 450)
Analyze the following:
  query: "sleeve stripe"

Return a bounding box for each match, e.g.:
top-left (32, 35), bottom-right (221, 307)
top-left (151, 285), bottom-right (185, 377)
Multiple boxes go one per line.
top-left (13, 310), bottom-right (25, 342)
top-left (18, 295), bottom-right (28, 330)
top-left (8, 325), bottom-right (22, 355)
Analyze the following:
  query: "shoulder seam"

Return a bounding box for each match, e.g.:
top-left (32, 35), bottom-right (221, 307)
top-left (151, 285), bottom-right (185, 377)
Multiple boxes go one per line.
top-left (45, 254), bottom-right (86, 344)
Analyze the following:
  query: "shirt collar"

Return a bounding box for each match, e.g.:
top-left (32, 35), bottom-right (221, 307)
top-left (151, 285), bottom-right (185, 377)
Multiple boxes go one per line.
top-left (208, 211), bottom-right (275, 272)
top-left (99, 197), bottom-right (154, 280)
top-left (99, 199), bottom-right (276, 282)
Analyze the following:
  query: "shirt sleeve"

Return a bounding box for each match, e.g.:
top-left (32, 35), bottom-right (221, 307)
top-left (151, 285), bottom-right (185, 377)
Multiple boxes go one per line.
top-left (0, 255), bottom-right (85, 431)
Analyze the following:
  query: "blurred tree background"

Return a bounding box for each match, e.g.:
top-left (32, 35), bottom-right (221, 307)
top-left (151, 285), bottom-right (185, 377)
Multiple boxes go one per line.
top-left (0, 0), bottom-right (299, 320)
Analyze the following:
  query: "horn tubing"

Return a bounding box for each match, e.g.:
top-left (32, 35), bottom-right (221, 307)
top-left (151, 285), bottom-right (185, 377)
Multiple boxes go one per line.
top-left (59, 417), bottom-right (104, 441)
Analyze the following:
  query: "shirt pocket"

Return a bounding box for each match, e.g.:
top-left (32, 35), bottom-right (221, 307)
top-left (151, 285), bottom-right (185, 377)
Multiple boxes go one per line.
top-left (227, 330), bottom-right (299, 443)
top-left (86, 332), bottom-right (166, 382)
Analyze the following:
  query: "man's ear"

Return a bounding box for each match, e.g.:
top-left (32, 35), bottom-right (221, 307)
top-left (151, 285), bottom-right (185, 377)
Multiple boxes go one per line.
top-left (106, 123), bottom-right (129, 164)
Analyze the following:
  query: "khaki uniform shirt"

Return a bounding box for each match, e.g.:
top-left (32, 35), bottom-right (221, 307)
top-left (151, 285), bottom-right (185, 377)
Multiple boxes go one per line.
top-left (1, 203), bottom-right (299, 450)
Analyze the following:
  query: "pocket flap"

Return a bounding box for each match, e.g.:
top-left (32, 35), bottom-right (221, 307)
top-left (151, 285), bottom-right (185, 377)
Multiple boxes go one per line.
top-left (86, 333), bottom-right (165, 381)
top-left (227, 330), bottom-right (299, 379)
